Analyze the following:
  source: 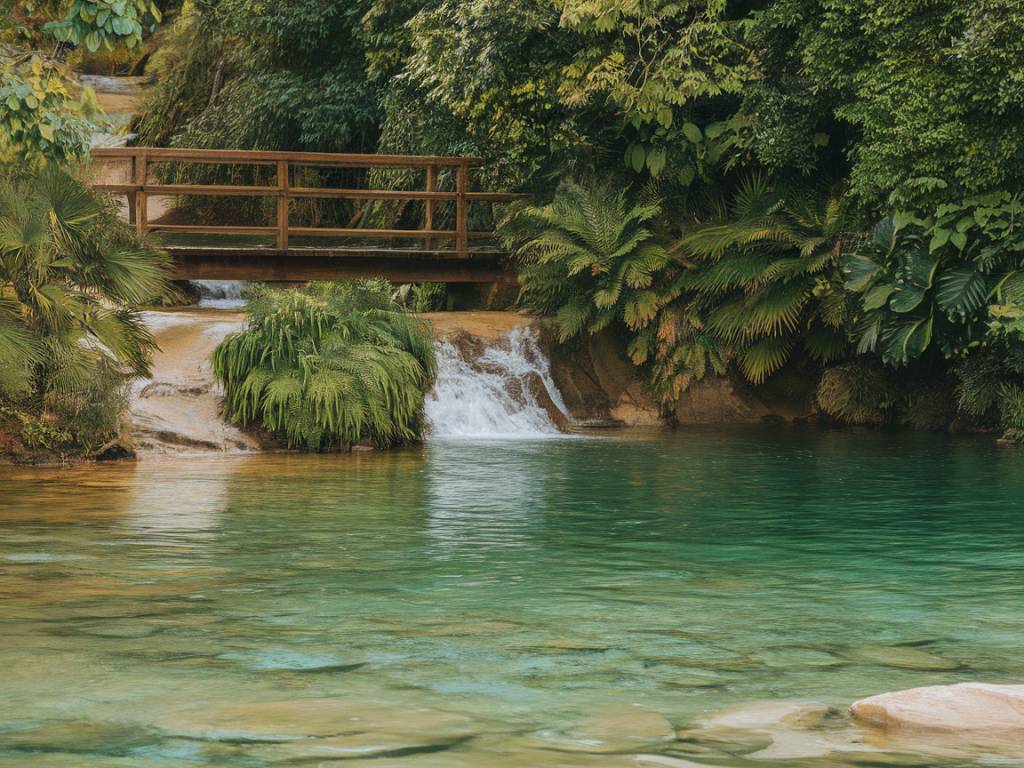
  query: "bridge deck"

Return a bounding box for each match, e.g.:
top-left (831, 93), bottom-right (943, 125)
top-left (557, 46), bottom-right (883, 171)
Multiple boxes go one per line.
top-left (164, 244), bottom-right (513, 283)
top-left (90, 147), bottom-right (524, 283)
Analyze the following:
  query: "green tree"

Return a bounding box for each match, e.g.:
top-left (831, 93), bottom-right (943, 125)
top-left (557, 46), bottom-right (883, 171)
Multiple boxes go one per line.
top-left (743, 0), bottom-right (1024, 207)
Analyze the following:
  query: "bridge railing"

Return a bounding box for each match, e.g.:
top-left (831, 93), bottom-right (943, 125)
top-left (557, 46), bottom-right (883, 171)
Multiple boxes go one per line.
top-left (89, 147), bottom-right (527, 255)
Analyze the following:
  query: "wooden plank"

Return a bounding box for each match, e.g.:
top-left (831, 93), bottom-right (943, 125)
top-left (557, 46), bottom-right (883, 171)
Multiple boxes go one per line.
top-left (94, 184), bottom-right (526, 203)
top-left (149, 225), bottom-right (277, 235)
top-left (91, 147), bottom-right (483, 167)
top-left (135, 150), bottom-right (147, 238)
top-left (287, 187), bottom-right (456, 201)
top-left (165, 245), bottom-right (506, 259)
top-left (166, 249), bottom-right (514, 283)
top-left (424, 165), bottom-right (437, 251)
top-left (140, 184), bottom-right (280, 197)
top-left (287, 227), bottom-right (493, 239)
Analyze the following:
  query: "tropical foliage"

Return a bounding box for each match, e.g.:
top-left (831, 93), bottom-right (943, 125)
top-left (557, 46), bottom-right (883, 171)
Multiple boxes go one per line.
top-left (212, 281), bottom-right (437, 451)
top-left (13, 0), bottom-right (1023, 441)
top-left (0, 166), bottom-right (171, 454)
top-left (846, 194), bottom-right (1024, 366)
top-left (673, 177), bottom-right (853, 384)
top-left (505, 180), bottom-right (670, 340)
top-left (2, 0), bottom-right (150, 163)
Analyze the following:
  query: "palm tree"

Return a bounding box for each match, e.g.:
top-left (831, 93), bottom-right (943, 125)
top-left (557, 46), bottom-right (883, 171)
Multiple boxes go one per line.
top-left (672, 175), bottom-right (855, 384)
top-left (0, 166), bottom-right (171, 409)
top-left (212, 281), bottom-right (437, 451)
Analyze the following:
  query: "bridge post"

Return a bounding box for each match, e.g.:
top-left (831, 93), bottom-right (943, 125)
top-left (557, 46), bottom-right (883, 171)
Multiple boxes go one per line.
top-left (424, 165), bottom-right (436, 252)
top-left (276, 160), bottom-right (289, 251)
top-left (456, 161), bottom-right (469, 256)
top-left (135, 149), bottom-right (148, 239)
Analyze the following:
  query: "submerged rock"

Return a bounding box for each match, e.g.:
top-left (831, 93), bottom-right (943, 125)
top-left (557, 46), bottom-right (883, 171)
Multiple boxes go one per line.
top-left (0, 720), bottom-right (159, 756)
top-left (850, 683), bottom-right (1024, 731)
top-left (680, 700), bottom-right (852, 760)
top-left (841, 644), bottom-right (960, 671)
top-left (531, 707), bottom-right (674, 753)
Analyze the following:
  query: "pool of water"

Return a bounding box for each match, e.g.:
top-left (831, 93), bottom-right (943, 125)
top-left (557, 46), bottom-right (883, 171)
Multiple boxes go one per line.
top-left (2, 427), bottom-right (1023, 766)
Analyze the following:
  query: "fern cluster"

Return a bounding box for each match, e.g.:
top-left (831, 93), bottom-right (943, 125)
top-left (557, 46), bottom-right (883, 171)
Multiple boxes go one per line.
top-left (674, 176), bottom-right (853, 385)
top-left (212, 281), bottom-right (436, 451)
top-left (505, 177), bottom-right (853, 404)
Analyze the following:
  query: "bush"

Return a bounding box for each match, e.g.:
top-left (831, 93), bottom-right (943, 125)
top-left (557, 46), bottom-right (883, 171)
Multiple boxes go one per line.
top-left (0, 164), bottom-right (171, 459)
top-left (212, 281), bottom-right (437, 451)
top-left (954, 347), bottom-right (1024, 439)
top-left (816, 361), bottom-right (899, 426)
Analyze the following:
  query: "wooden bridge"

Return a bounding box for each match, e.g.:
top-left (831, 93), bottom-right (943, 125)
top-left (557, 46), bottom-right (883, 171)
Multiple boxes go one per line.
top-left (90, 147), bottom-right (526, 283)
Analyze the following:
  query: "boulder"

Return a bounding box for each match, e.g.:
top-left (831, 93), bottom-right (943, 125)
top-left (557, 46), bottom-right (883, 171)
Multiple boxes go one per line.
top-left (851, 683), bottom-right (1024, 731)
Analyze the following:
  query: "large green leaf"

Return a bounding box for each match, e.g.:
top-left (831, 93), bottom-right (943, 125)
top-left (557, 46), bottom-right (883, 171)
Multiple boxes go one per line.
top-left (880, 316), bottom-right (932, 365)
top-left (906, 251), bottom-right (938, 289)
top-left (843, 255), bottom-right (881, 292)
top-left (862, 284), bottom-right (894, 310)
top-left (889, 284), bottom-right (927, 313)
top-left (935, 269), bottom-right (989, 315)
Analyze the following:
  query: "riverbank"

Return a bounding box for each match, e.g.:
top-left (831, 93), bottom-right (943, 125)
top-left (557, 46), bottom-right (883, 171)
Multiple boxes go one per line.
top-left (4, 304), bottom-right (1013, 465)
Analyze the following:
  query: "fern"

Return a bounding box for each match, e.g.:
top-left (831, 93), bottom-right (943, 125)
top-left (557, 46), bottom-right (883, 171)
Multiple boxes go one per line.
top-left (212, 281), bottom-right (436, 451)
top-left (501, 179), bottom-right (670, 342)
top-left (675, 178), bottom-right (853, 384)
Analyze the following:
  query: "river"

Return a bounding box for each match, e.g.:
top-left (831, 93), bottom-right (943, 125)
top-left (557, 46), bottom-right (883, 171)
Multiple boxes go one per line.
top-left (2, 422), bottom-right (1024, 765)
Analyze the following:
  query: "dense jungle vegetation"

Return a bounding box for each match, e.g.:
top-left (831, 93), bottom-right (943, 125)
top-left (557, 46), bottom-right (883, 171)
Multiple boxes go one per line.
top-left (3, 0), bottom-right (1024, 443)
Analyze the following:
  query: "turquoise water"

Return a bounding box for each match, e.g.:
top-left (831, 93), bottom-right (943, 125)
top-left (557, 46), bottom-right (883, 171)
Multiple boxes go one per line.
top-left (2, 427), bottom-right (1024, 766)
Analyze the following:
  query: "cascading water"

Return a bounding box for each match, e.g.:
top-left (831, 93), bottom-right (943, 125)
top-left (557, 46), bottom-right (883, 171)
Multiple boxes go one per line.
top-left (193, 281), bottom-right (249, 309)
top-left (130, 310), bottom-right (257, 454)
top-left (425, 326), bottom-right (574, 439)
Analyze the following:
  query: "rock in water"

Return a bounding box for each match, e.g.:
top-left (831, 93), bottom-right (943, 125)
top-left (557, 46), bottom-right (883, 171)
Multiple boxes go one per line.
top-left (851, 683), bottom-right (1024, 731)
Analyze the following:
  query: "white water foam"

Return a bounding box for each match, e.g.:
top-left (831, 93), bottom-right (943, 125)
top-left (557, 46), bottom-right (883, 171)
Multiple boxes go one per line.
top-left (425, 326), bottom-right (574, 440)
top-left (194, 281), bottom-right (249, 309)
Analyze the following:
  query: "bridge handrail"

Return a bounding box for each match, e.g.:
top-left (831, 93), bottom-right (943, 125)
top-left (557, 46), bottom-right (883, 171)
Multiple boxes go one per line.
top-left (89, 147), bottom-right (527, 255)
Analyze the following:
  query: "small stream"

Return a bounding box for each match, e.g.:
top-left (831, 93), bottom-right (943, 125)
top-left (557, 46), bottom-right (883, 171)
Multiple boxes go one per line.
top-left (132, 305), bottom-right (577, 453)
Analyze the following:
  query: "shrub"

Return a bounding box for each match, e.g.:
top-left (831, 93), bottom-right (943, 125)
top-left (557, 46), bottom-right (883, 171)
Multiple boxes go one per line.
top-left (212, 281), bottom-right (436, 451)
top-left (0, 164), bottom-right (171, 457)
top-left (816, 361), bottom-right (899, 426)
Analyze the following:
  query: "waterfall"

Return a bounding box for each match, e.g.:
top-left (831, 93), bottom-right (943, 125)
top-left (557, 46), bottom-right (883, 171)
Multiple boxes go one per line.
top-left (425, 326), bottom-right (574, 440)
top-left (193, 281), bottom-right (249, 309)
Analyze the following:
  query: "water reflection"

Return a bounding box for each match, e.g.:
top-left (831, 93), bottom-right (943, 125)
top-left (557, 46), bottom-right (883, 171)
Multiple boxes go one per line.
top-left (125, 458), bottom-right (239, 542)
top-left (1, 428), bottom-right (1023, 767)
top-left (424, 441), bottom-right (558, 552)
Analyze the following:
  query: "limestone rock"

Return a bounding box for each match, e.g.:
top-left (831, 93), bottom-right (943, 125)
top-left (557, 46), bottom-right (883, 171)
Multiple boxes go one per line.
top-left (851, 683), bottom-right (1024, 731)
